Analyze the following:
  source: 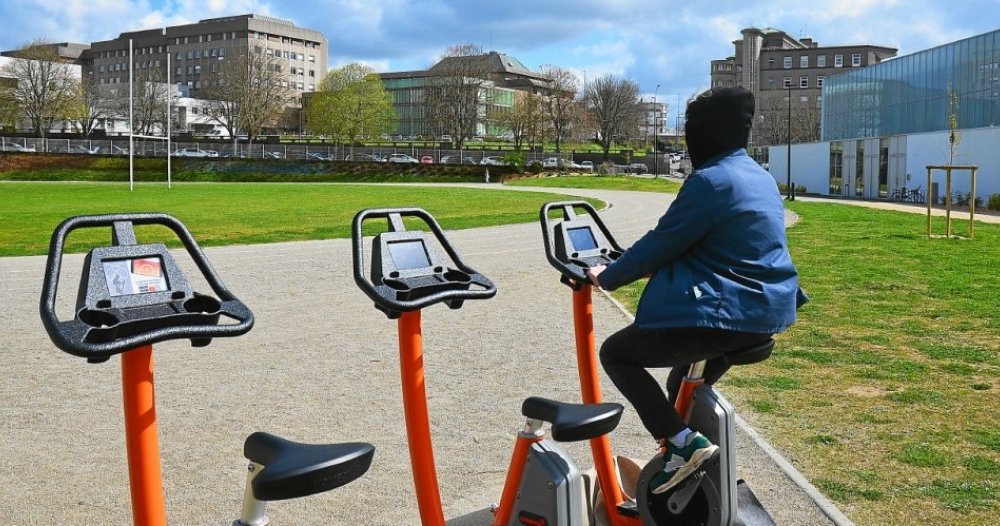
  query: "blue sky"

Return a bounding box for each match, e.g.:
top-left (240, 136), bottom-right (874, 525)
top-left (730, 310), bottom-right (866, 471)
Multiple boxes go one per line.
top-left (2, 0), bottom-right (999, 128)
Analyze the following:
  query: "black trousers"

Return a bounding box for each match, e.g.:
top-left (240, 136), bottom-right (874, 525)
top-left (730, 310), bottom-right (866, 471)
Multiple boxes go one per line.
top-left (599, 324), bottom-right (771, 441)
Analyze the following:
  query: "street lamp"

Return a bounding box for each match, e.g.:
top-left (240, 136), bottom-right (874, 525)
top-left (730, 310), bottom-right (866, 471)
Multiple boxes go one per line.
top-left (786, 85), bottom-right (794, 201)
top-left (653, 84), bottom-right (660, 176)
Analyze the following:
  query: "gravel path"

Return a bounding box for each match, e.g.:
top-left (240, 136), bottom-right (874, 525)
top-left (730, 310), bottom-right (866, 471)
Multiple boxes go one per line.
top-left (0, 185), bottom-right (839, 525)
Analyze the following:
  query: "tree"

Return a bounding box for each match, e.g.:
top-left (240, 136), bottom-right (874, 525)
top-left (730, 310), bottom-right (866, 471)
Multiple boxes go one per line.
top-left (582, 74), bottom-right (642, 159)
top-left (63, 77), bottom-right (111, 135)
top-left (494, 90), bottom-right (543, 150)
top-left (425, 44), bottom-right (491, 150)
top-left (307, 63), bottom-right (396, 145)
top-left (1, 40), bottom-right (77, 136)
top-left (540, 66), bottom-right (579, 153)
top-left (0, 78), bottom-right (18, 131)
top-left (202, 45), bottom-right (292, 142)
top-left (754, 90), bottom-right (822, 147)
top-left (102, 66), bottom-right (170, 135)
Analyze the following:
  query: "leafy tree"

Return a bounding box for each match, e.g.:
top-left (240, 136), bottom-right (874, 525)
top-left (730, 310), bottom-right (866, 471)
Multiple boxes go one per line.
top-left (494, 90), bottom-right (543, 150)
top-left (582, 74), bottom-right (642, 159)
top-left (1, 40), bottom-right (77, 136)
top-left (63, 77), bottom-right (111, 135)
top-left (540, 66), bottom-right (579, 153)
top-left (307, 63), bottom-right (395, 145)
top-left (202, 45), bottom-right (292, 143)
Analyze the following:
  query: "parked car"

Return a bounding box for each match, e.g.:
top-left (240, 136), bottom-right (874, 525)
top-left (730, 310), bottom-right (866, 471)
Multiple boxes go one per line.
top-left (440, 155), bottom-right (477, 165)
top-left (68, 145), bottom-right (101, 154)
top-left (480, 156), bottom-right (505, 166)
top-left (2, 143), bottom-right (37, 152)
top-left (440, 135), bottom-right (453, 142)
top-left (541, 157), bottom-right (581, 169)
top-left (579, 161), bottom-right (594, 172)
top-left (387, 153), bottom-right (420, 164)
top-left (263, 151), bottom-right (284, 159)
top-left (629, 163), bottom-right (649, 174)
top-left (307, 152), bottom-right (335, 161)
top-left (345, 153), bottom-right (383, 162)
top-left (420, 155), bottom-right (434, 164)
top-left (110, 145), bottom-right (130, 155)
top-left (172, 147), bottom-right (218, 158)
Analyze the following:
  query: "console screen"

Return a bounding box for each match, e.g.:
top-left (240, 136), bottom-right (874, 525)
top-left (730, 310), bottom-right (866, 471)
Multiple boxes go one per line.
top-left (388, 240), bottom-right (431, 270)
top-left (102, 257), bottom-right (169, 297)
top-left (567, 227), bottom-right (598, 251)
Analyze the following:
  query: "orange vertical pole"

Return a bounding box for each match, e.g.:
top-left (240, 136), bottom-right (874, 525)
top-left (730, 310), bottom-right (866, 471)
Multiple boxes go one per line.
top-left (492, 433), bottom-right (542, 526)
top-left (673, 377), bottom-right (705, 423)
top-left (398, 310), bottom-right (446, 526)
top-left (121, 345), bottom-right (167, 526)
top-left (572, 285), bottom-right (633, 524)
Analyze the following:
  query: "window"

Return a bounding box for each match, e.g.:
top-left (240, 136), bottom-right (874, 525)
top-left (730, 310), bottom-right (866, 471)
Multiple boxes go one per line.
top-left (194, 65), bottom-right (201, 74)
top-left (852, 53), bottom-right (862, 67)
top-left (175, 67), bottom-right (182, 76)
top-left (309, 54), bottom-right (315, 62)
top-left (210, 48), bottom-right (216, 57)
top-left (799, 95), bottom-right (808, 103)
top-left (194, 50), bottom-right (202, 59)
top-left (800, 55), bottom-right (809, 68)
top-left (817, 55), bottom-right (826, 67)
top-left (219, 48), bottom-right (225, 57)
top-left (783, 56), bottom-right (792, 68)
top-left (186, 51), bottom-right (193, 59)
top-left (308, 69), bottom-right (315, 78)
top-left (800, 76), bottom-right (809, 88)
top-left (783, 76), bottom-right (792, 88)
top-left (176, 52), bottom-right (182, 60)
top-left (767, 57), bottom-right (775, 68)
top-left (834, 54), bottom-right (843, 67)
top-left (99, 65), bottom-right (105, 72)
top-left (198, 35), bottom-right (203, 43)
top-left (817, 75), bottom-right (826, 87)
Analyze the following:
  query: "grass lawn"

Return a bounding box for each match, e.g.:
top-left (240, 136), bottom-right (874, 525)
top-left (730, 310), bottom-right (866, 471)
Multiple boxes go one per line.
top-left (507, 174), bottom-right (682, 193)
top-left (610, 203), bottom-right (999, 525)
top-left (0, 182), bottom-right (600, 257)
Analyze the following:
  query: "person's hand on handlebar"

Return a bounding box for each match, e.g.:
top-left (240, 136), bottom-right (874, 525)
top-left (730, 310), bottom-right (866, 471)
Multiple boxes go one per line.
top-left (586, 265), bottom-right (606, 289)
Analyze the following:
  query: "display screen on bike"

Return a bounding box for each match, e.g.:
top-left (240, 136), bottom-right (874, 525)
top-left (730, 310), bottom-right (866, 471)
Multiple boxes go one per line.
top-left (102, 256), bottom-right (170, 296)
top-left (388, 240), bottom-right (432, 270)
top-left (567, 227), bottom-right (598, 252)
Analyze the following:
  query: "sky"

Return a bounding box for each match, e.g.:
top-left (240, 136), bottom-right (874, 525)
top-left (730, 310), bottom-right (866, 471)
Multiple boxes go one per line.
top-left (2, 0), bottom-right (999, 128)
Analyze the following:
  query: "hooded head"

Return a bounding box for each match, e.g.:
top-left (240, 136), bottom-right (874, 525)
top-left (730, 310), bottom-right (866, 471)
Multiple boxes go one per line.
top-left (684, 87), bottom-right (755, 169)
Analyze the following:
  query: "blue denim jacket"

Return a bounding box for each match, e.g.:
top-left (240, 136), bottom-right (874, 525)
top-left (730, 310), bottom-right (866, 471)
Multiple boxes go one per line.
top-left (597, 148), bottom-right (806, 333)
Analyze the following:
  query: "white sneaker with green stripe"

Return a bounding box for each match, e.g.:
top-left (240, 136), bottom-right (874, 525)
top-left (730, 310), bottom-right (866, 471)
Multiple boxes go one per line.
top-left (650, 432), bottom-right (720, 494)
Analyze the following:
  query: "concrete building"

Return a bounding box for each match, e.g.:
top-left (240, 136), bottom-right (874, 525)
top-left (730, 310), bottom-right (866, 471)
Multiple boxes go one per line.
top-left (83, 14), bottom-right (326, 105)
top-left (712, 28), bottom-right (896, 146)
top-left (379, 52), bottom-right (554, 138)
top-left (767, 28), bottom-right (1000, 202)
top-left (639, 98), bottom-right (669, 146)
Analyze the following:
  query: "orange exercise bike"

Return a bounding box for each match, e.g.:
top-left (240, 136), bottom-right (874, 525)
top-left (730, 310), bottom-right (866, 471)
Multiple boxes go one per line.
top-left (539, 201), bottom-right (776, 525)
top-left (39, 213), bottom-right (374, 526)
top-left (352, 207), bottom-right (625, 526)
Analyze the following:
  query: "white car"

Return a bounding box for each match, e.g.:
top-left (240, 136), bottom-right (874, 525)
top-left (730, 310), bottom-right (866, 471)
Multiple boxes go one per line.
top-left (480, 156), bottom-right (505, 166)
top-left (68, 145), bottom-right (101, 154)
top-left (263, 151), bottom-right (285, 159)
top-left (579, 161), bottom-right (594, 172)
top-left (172, 148), bottom-right (218, 158)
top-left (2, 143), bottom-right (36, 152)
top-left (307, 152), bottom-right (334, 161)
top-left (542, 157), bottom-right (581, 169)
top-left (387, 153), bottom-right (420, 164)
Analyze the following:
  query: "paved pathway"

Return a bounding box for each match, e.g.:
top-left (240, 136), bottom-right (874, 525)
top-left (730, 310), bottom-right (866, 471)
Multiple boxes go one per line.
top-left (0, 185), bottom-right (839, 525)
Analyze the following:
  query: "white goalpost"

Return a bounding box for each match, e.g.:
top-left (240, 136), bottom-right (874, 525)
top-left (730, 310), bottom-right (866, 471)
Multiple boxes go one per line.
top-left (128, 37), bottom-right (173, 191)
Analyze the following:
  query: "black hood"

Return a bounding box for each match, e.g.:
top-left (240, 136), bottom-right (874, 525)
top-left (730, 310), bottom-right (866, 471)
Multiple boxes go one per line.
top-left (685, 87), bottom-right (755, 169)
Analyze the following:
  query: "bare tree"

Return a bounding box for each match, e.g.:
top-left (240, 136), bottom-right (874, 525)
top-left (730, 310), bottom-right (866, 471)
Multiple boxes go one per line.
top-left (425, 44), bottom-right (491, 150)
top-left (102, 66), bottom-right (169, 135)
top-left (494, 90), bottom-right (543, 150)
top-left (540, 66), bottom-right (579, 153)
top-left (582, 74), bottom-right (642, 159)
top-left (0, 78), bottom-right (19, 131)
top-left (307, 63), bottom-right (396, 145)
top-left (64, 77), bottom-right (111, 135)
top-left (753, 90), bottom-right (822, 147)
top-left (1, 40), bottom-right (77, 136)
top-left (202, 45), bottom-right (292, 143)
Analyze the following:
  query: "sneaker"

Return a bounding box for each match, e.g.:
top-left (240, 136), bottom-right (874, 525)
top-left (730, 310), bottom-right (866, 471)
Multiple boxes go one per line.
top-left (649, 432), bottom-right (719, 495)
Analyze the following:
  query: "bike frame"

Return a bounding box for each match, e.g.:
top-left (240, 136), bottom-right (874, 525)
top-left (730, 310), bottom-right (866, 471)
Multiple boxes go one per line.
top-left (571, 285), bottom-right (643, 526)
top-left (121, 345), bottom-right (168, 526)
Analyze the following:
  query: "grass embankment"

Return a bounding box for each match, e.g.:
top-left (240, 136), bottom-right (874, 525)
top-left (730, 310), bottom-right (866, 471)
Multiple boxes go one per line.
top-left (0, 182), bottom-right (599, 257)
top-left (507, 174), bottom-right (682, 193)
top-left (610, 203), bottom-right (999, 525)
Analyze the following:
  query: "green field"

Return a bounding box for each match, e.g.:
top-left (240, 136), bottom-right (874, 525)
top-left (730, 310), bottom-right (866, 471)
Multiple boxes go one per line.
top-left (611, 203), bottom-right (1000, 525)
top-left (507, 174), bottom-right (682, 193)
top-left (0, 182), bottom-right (598, 256)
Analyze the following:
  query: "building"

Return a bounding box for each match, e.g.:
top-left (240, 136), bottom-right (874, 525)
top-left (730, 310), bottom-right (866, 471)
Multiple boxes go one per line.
top-left (83, 14), bottom-right (326, 107)
top-left (639, 98), bottom-right (669, 145)
top-left (379, 51), bottom-right (554, 138)
top-left (711, 27), bottom-right (896, 146)
top-left (766, 28), bottom-right (1000, 202)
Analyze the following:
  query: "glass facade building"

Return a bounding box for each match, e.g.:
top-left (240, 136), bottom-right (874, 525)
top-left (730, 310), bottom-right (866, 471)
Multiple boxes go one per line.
top-left (822, 29), bottom-right (1000, 140)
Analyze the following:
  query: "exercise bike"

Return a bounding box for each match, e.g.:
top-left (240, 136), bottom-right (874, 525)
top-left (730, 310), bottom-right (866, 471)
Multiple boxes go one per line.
top-left (539, 201), bottom-right (776, 526)
top-left (39, 213), bottom-right (374, 526)
top-left (352, 207), bottom-right (626, 526)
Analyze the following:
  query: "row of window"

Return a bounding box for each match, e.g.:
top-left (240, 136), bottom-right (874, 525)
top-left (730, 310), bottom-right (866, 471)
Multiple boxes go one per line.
top-left (174, 32), bottom-right (239, 45)
top-left (770, 75), bottom-right (828, 89)
top-left (771, 53), bottom-right (863, 69)
top-left (176, 48), bottom-right (228, 60)
top-left (263, 48), bottom-right (315, 62)
top-left (250, 31), bottom-right (321, 49)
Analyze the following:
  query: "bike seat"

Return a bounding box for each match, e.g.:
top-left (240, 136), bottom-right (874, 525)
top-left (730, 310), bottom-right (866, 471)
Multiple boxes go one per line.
top-left (725, 338), bottom-right (775, 366)
top-left (244, 431), bottom-right (375, 501)
top-left (521, 396), bottom-right (623, 442)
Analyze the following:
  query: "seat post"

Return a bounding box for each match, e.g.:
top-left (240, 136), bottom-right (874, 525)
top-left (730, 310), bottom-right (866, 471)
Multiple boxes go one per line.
top-left (674, 360), bottom-right (708, 423)
top-left (235, 462), bottom-right (268, 526)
